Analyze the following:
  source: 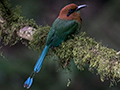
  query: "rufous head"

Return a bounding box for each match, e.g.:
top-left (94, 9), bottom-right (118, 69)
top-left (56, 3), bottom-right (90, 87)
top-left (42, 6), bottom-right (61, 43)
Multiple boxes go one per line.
top-left (58, 4), bottom-right (86, 23)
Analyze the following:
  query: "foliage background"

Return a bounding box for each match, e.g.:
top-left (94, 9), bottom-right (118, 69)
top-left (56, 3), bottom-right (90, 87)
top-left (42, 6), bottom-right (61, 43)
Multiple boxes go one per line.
top-left (0, 0), bottom-right (120, 90)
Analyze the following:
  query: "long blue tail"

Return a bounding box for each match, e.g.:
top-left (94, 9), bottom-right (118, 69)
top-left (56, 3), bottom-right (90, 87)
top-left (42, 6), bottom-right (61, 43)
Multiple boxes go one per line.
top-left (34, 45), bottom-right (50, 73)
top-left (24, 45), bottom-right (50, 89)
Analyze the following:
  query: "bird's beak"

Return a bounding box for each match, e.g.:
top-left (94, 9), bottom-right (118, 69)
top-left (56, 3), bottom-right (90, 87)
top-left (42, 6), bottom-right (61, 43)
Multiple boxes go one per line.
top-left (76, 4), bottom-right (87, 11)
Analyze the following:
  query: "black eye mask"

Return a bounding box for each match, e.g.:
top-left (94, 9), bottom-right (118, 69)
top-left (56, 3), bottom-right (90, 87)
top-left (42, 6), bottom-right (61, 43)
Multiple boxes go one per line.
top-left (67, 9), bottom-right (76, 17)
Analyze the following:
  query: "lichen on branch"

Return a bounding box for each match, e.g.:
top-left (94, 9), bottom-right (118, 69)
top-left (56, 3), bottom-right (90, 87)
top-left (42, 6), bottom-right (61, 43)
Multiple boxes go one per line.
top-left (0, 0), bottom-right (120, 87)
top-left (0, 0), bottom-right (38, 45)
top-left (53, 32), bottom-right (120, 86)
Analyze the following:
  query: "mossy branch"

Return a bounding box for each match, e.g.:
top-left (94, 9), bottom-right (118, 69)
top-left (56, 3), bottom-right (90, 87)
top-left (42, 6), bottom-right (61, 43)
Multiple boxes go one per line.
top-left (0, 0), bottom-right (120, 87)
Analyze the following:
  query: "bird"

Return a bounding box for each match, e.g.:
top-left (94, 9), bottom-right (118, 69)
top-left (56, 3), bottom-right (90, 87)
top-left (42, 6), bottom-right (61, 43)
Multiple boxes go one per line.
top-left (23, 3), bottom-right (86, 89)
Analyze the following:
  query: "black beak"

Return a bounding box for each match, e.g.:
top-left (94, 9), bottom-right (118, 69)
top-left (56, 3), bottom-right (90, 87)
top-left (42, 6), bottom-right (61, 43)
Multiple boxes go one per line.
top-left (76, 4), bottom-right (87, 11)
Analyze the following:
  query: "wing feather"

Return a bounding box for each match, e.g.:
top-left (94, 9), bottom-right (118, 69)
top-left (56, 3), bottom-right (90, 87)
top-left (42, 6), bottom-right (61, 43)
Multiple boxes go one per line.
top-left (46, 18), bottom-right (80, 47)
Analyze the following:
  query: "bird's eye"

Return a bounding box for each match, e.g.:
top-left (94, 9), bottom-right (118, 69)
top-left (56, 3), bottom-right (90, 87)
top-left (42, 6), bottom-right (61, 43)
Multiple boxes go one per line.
top-left (67, 9), bottom-right (76, 17)
top-left (69, 9), bottom-right (75, 13)
top-left (69, 9), bottom-right (73, 12)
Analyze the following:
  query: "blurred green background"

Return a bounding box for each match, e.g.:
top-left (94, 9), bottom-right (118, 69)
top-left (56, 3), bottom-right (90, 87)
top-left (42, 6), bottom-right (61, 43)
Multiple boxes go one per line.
top-left (1, 0), bottom-right (120, 90)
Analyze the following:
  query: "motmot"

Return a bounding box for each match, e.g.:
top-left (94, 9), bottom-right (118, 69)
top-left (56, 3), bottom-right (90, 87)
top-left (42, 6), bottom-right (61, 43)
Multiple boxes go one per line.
top-left (24, 3), bottom-right (86, 89)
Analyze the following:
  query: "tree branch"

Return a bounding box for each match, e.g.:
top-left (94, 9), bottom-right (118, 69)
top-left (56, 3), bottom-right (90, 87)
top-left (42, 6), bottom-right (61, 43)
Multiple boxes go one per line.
top-left (0, 0), bottom-right (120, 87)
top-left (17, 26), bottom-right (36, 41)
top-left (0, 14), bottom-right (5, 23)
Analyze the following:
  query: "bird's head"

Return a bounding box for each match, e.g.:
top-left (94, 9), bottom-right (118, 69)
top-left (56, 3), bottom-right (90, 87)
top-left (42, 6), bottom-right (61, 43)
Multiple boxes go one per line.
top-left (58, 4), bottom-right (86, 23)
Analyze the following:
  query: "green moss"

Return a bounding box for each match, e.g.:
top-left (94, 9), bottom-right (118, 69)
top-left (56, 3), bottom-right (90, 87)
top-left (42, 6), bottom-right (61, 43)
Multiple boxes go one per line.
top-left (29, 25), bottom-right (50, 52)
top-left (1, 0), bottom-right (120, 87)
top-left (0, 0), bottom-right (38, 46)
top-left (53, 32), bottom-right (120, 86)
